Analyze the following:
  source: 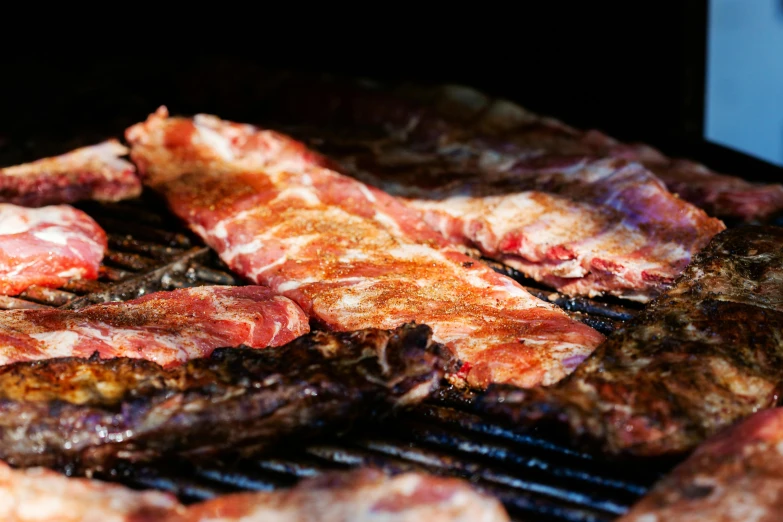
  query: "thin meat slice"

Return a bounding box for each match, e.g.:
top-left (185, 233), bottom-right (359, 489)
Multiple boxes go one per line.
top-left (480, 226), bottom-right (783, 457)
top-left (0, 140), bottom-right (141, 207)
top-left (125, 107), bottom-right (605, 389)
top-left (0, 464), bottom-right (509, 522)
top-left (0, 203), bottom-right (107, 296)
top-left (619, 408), bottom-right (783, 522)
top-left (0, 324), bottom-right (454, 469)
top-left (0, 285), bottom-right (309, 368)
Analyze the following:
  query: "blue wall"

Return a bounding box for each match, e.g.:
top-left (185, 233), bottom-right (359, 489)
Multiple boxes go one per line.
top-left (705, 0), bottom-right (783, 167)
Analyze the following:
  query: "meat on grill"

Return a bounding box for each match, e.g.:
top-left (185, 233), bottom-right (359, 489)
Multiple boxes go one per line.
top-left (268, 82), bottom-right (725, 302)
top-left (0, 460), bottom-right (179, 522)
top-left (480, 226), bottom-right (783, 456)
top-left (0, 323), bottom-right (454, 470)
top-left (0, 140), bottom-right (141, 207)
top-left (184, 468), bottom-right (510, 522)
top-left (0, 285), bottom-right (309, 367)
top-left (0, 203), bottom-right (106, 296)
top-left (124, 107), bottom-right (605, 389)
top-left (0, 463), bottom-right (509, 522)
top-left (275, 79), bottom-right (783, 221)
top-left (619, 407), bottom-right (783, 522)
top-left (333, 151), bottom-right (725, 303)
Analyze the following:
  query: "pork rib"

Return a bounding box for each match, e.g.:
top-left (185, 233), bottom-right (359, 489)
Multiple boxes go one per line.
top-left (281, 79), bottom-right (783, 221)
top-left (0, 463), bottom-right (509, 522)
top-left (125, 107), bottom-right (605, 389)
top-left (0, 203), bottom-right (106, 296)
top-left (0, 323), bottom-right (453, 470)
top-left (0, 285), bottom-right (309, 368)
top-left (619, 408), bottom-right (783, 522)
top-left (0, 140), bottom-right (141, 207)
top-left (480, 226), bottom-right (783, 456)
top-left (271, 82), bottom-right (725, 302)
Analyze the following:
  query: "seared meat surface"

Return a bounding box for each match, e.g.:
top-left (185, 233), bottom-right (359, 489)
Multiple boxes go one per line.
top-left (274, 78), bottom-right (783, 221)
top-left (480, 226), bottom-right (783, 456)
top-left (269, 82), bottom-right (725, 303)
top-left (124, 107), bottom-right (604, 390)
top-left (0, 323), bottom-right (454, 471)
top-left (0, 140), bottom-right (140, 207)
top-left (0, 203), bottom-right (106, 296)
top-left (0, 463), bottom-right (509, 522)
top-left (0, 285), bottom-right (309, 367)
top-left (619, 407), bottom-right (783, 522)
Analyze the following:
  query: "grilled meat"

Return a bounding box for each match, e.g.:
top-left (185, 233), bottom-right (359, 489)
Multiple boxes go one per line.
top-left (275, 78), bottom-right (783, 221)
top-left (0, 140), bottom-right (141, 207)
top-left (0, 463), bottom-right (509, 522)
top-left (269, 82), bottom-right (725, 302)
top-left (480, 226), bottom-right (783, 456)
top-left (0, 461), bottom-right (179, 522)
top-left (0, 285), bottom-right (309, 367)
top-left (0, 203), bottom-right (106, 296)
top-left (124, 107), bottom-right (604, 390)
top-left (184, 467), bottom-right (510, 522)
top-left (0, 323), bottom-right (454, 470)
top-left (619, 407), bottom-right (783, 522)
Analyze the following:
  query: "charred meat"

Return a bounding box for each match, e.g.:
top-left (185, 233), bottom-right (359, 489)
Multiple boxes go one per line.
top-left (0, 323), bottom-right (454, 471)
top-left (480, 226), bottom-right (783, 456)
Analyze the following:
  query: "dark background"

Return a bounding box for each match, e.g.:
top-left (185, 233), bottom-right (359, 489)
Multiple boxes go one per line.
top-left (1, 2), bottom-right (778, 181)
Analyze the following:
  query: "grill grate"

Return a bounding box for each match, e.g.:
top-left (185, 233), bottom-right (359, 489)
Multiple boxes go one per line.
top-left (0, 191), bottom-right (674, 521)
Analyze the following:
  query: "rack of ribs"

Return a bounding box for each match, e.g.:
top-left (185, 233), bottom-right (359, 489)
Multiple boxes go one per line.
top-left (0, 140), bottom-right (141, 207)
top-left (481, 226), bottom-right (783, 456)
top-left (124, 107), bottom-right (605, 390)
top-left (0, 285), bottom-right (309, 367)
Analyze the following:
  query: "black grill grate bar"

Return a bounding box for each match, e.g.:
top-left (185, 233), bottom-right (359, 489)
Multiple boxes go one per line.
top-left (381, 420), bottom-right (650, 496)
top-left (302, 444), bottom-right (613, 522)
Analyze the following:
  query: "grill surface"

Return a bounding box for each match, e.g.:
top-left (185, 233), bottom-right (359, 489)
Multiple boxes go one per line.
top-left (2, 191), bottom-right (672, 522)
top-left (7, 67), bottom-right (772, 520)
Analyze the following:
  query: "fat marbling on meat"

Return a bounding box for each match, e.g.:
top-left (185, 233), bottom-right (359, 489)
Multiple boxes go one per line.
top-left (0, 140), bottom-right (141, 207)
top-left (124, 107), bottom-right (605, 389)
top-left (0, 203), bottom-right (106, 296)
top-left (270, 81), bottom-right (726, 302)
top-left (0, 285), bottom-right (309, 367)
top-left (0, 463), bottom-right (509, 522)
top-left (481, 226), bottom-right (783, 456)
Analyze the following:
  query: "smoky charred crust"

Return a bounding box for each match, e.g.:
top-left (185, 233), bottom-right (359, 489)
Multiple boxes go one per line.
top-left (481, 227), bottom-right (783, 456)
top-left (0, 323), bottom-right (451, 471)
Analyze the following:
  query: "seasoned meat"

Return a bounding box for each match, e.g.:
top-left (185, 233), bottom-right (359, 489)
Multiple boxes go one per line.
top-left (480, 226), bottom-right (783, 456)
top-left (619, 407), bottom-right (783, 522)
top-left (278, 79), bottom-right (783, 221)
top-left (0, 203), bottom-right (106, 296)
top-left (268, 82), bottom-right (725, 302)
top-left (0, 463), bottom-right (509, 522)
top-left (0, 140), bottom-right (141, 207)
top-left (124, 107), bottom-right (604, 390)
top-left (0, 323), bottom-right (454, 470)
top-left (0, 285), bottom-right (309, 367)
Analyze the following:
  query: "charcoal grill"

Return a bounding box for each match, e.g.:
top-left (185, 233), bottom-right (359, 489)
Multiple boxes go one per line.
top-left (4, 65), bottom-right (778, 522)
